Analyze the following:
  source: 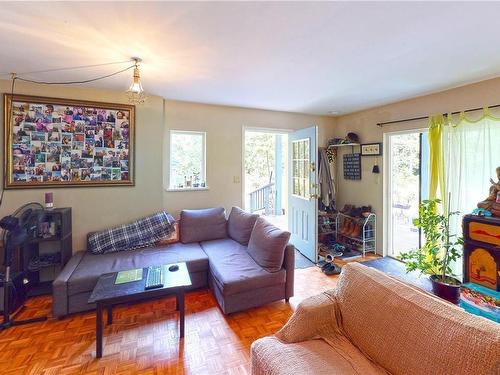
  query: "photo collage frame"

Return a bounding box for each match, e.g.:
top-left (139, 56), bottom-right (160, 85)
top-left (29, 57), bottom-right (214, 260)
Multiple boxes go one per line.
top-left (4, 94), bottom-right (135, 188)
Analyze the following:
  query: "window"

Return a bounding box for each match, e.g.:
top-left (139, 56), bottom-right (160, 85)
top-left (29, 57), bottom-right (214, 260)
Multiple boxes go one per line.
top-left (291, 138), bottom-right (310, 198)
top-left (169, 130), bottom-right (206, 190)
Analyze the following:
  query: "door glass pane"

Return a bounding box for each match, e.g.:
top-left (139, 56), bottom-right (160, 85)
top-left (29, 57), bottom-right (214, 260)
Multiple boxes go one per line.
top-left (292, 138), bottom-right (310, 199)
top-left (389, 133), bottom-right (422, 256)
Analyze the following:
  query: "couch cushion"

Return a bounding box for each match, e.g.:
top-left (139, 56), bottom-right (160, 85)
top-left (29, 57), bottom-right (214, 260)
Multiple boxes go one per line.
top-left (200, 238), bottom-right (285, 296)
top-left (67, 242), bottom-right (208, 296)
top-left (251, 336), bottom-right (387, 375)
top-left (247, 217), bottom-right (290, 273)
top-left (336, 263), bottom-right (500, 375)
top-left (180, 207), bottom-right (227, 244)
top-left (227, 207), bottom-right (259, 246)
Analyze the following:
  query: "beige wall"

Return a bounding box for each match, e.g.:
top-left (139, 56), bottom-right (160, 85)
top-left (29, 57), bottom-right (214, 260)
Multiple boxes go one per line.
top-left (0, 80), bottom-right (335, 252)
top-left (333, 76), bottom-right (500, 254)
top-left (0, 80), bottom-right (165, 251)
top-left (7, 73), bottom-right (496, 255)
top-left (163, 100), bottom-right (335, 216)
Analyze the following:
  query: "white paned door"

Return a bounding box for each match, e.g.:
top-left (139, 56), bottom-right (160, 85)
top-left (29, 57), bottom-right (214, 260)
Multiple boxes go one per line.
top-left (288, 126), bottom-right (318, 262)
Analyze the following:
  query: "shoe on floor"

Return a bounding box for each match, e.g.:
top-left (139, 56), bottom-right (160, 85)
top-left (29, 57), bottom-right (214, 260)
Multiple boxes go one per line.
top-left (323, 263), bottom-right (342, 275)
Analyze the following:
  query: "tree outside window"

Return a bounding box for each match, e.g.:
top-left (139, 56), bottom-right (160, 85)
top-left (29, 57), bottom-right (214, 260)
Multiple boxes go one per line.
top-left (169, 131), bottom-right (206, 189)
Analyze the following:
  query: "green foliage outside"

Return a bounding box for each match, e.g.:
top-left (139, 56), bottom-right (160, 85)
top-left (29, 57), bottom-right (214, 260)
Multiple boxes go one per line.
top-left (170, 132), bottom-right (203, 188)
top-left (244, 132), bottom-right (275, 192)
top-left (390, 133), bottom-right (420, 209)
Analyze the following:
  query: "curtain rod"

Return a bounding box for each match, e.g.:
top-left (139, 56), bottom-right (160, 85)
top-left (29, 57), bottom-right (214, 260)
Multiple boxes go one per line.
top-left (376, 103), bottom-right (500, 127)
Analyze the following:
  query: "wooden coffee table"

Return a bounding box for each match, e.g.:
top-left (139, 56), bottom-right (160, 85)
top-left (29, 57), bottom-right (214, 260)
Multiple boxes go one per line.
top-left (88, 262), bottom-right (192, 358)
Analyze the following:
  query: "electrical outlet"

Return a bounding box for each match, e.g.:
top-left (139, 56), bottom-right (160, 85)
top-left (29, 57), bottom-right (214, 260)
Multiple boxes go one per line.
top-left (233, 176), bottom-right (240, 183)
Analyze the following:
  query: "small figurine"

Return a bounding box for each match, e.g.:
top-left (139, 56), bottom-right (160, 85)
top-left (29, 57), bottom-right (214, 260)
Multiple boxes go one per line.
top-left (478, 166), bottom-right (500, 217)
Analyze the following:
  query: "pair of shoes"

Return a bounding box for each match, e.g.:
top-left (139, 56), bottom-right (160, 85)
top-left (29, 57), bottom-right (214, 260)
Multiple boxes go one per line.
top-left (321, 262), bottom-right (331, 272)
top-left (322, 263), bottom-right (342, 275)
top-left (331, 243), bottom-right (346, 253)
top-left (350, 223), bottom-right (361, 238)
top-left (340, 204), bottom-right (355, 214)
top-left (339, 219), bottom-right (353, 235)
top-left (340, 219), bottom-right (362, 238)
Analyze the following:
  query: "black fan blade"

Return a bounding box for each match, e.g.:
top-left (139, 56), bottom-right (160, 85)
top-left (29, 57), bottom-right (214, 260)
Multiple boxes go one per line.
top-left (0, 215), bottom-right (19, 231)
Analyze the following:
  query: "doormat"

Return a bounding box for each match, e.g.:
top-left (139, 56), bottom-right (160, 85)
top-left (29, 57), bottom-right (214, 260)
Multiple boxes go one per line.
top-left (295, 249), bottom-right (314, 269)
top-left (362, 257), bottom-right (432, 293)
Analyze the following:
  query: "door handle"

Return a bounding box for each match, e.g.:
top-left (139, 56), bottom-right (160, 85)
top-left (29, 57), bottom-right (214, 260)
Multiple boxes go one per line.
top-left (310, 162), bottom-right (316, 172)
top-left (310, 194), bottom-right (319, 199)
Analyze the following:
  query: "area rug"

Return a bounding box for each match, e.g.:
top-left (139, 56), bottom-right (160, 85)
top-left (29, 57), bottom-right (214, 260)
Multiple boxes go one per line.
top-left (362, 257), bottom-right (433, 293)
top-left (295, 249), bottom-right (315, 269)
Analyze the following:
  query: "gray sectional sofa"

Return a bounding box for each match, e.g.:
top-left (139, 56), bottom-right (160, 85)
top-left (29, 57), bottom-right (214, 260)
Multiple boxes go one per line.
top-left (53, 207), bottom-right (294, 317)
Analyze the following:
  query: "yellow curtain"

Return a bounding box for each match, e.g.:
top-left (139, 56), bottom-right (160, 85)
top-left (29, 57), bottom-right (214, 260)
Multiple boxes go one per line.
top-left (428, 114), bottom-right (447, 210)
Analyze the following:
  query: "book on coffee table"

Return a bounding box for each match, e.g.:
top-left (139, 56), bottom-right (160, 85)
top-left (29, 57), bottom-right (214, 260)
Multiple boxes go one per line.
top-left (115, 268), bottom-right (143, 284)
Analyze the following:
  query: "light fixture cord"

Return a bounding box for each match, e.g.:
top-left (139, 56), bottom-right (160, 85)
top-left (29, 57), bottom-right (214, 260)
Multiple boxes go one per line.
top-left (1, 60), bottom-right (139, 208)
top-left (14, 64), bottom-right (136, 86)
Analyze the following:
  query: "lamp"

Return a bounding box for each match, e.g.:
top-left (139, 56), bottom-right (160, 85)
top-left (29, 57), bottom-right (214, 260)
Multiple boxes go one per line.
top-left (127, 57), bottom-right (146, 104)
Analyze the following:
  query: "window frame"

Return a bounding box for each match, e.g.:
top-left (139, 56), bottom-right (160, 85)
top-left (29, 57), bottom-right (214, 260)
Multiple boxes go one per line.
top-left (168, 130), bottom-right (207, 191)
top-left (383, 127), bottom-right (427, 257)
top-left (291, 138), bottom-right (310, 200)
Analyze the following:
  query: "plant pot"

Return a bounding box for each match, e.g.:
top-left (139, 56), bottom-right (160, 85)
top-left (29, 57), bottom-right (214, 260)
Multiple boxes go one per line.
top-left (430, 275), bottom-right (461, 304)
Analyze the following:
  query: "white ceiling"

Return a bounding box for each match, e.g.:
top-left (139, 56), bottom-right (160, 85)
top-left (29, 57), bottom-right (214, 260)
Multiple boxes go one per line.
top-left (1, 2), bottom-right (500, 115)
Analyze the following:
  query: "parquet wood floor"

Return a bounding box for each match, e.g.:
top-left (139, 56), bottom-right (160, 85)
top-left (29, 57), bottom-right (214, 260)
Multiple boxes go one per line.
top-left (0, 256), bottom-right (377, 375)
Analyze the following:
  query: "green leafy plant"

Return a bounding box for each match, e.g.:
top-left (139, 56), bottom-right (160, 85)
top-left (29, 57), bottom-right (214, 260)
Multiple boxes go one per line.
top-left (399, 199), bottom-right (463, 285)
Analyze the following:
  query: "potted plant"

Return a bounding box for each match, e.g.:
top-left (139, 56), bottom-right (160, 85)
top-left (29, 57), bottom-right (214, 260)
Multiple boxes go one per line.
top-left (399, 199), bottom-right (464, 303)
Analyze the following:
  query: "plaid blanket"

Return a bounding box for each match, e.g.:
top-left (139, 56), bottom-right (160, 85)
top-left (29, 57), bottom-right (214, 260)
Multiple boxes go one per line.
top-left (88, 211), bottom-right (176, 255)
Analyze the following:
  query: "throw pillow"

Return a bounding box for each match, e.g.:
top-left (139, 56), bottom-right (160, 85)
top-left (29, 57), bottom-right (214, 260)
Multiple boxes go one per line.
top-left (180, 207), bottom-right (227, 243)
top-left (247, 217), bottom-right (290, 272)
top-left (227, 207), bottom-right (259, 245)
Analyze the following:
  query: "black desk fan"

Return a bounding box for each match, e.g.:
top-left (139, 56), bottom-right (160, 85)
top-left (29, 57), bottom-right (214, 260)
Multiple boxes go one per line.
top-left (0, 202), bottom-right (48, 331)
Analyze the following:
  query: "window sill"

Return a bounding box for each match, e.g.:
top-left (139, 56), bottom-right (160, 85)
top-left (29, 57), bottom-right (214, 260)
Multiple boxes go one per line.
top-left (166, 187), bottom-right (210, 192)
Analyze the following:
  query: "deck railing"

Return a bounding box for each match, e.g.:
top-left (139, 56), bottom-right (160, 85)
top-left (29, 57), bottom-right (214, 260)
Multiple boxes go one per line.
top-left (249, 183), bottom-right (275, 214)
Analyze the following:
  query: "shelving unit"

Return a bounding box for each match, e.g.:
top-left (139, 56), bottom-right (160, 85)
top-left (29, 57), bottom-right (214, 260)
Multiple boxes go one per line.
top-left (22, 207), bottom-right (72, 296)
top-left (318, 211), bottom-right (337, 238)
top-left (336, 212), bottom-right (376, 257)
top-left (317, 210), bottom-right (337, 263)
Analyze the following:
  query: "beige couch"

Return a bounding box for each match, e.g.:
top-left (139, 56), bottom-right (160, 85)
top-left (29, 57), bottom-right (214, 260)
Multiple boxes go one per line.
top-left (251, 263), bottom-right (500, 375)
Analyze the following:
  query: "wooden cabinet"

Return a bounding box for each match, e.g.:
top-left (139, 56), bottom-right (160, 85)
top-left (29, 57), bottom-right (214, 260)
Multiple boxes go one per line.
top-left (463, 215), bottom-right (500, 291)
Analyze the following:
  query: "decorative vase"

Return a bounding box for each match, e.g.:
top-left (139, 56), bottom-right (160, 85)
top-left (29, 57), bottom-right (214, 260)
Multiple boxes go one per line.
top-left (430, 275), bottom-right (461, 304)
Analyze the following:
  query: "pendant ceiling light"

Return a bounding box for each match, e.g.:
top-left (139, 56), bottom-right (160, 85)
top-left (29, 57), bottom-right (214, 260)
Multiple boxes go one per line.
top-left (127, 57), bottom-right (146, 104)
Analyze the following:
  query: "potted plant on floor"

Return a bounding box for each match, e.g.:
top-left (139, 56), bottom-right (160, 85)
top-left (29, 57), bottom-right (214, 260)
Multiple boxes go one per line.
top-left (399, 199), bottom-right (464, 303)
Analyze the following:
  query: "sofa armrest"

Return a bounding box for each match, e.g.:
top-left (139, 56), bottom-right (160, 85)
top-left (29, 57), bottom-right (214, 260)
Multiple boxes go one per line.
top-left (283, 244), bottom-right (295, 299)
top-left (52, 250), bottom-right (85, 318)
top-left (275, 290), bottom-right (338, 343)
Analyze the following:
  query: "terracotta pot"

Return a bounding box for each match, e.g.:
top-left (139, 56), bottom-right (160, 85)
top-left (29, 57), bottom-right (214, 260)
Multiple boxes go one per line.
top-left (430, 275), bottom-right (461, 304)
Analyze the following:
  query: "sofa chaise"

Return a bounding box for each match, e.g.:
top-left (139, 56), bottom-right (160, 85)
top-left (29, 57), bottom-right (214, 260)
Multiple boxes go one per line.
top-left (53, 207), bottom-right (294, 317)
top-left (251, 262), bottom-right (500, 375)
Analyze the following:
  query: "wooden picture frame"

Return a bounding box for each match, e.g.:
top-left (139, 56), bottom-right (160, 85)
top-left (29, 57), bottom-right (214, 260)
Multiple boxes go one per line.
top-left (360, 142), bottom-right (382, 156)
top-left (4, 94), bottom-right (135, 189)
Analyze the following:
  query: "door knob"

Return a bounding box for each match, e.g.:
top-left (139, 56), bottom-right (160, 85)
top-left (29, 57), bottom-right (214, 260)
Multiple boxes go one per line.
top-left (310, 194), bottom-right (319, 199)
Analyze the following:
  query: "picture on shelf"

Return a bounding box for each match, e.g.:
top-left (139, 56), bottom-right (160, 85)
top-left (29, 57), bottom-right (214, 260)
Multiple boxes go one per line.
top-left (4, 94), bottom-right (135, 188)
